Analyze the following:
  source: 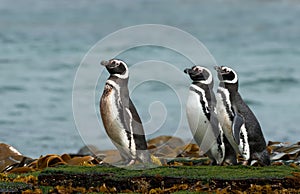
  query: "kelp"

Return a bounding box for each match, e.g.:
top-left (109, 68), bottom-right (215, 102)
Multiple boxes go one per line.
top-left (2, 136), bottom-right (300, 174)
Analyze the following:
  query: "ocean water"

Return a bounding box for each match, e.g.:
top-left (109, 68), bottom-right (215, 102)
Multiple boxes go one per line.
top-left (0, 0), bottom-right (300, 158)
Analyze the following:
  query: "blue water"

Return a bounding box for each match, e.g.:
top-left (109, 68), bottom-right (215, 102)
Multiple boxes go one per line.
top-left (1, 0), bottom-right (300, 158)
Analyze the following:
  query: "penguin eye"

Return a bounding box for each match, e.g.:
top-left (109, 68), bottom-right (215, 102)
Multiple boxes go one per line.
top-left (110, 60), bottom-right (121, 67)
top-left (194, 67), bottom-right (202, 72)
top-left (223, 67), bottom-right (230, 73)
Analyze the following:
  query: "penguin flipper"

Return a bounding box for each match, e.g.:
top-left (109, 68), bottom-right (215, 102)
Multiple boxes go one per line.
top-left (124, 99), bottom-right (149, 150)
top-left (209, 111), bottom-right (222, 138)
top-left (232, 113), bottom-right (244, 145)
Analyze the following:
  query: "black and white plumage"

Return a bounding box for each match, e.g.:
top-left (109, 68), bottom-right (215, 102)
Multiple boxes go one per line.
top-left (100, 59), bottom-right (151, 165)
top-left (184, 66), bottom-right (225, 165)
top-left (214, 66), bottom-right (270, 166)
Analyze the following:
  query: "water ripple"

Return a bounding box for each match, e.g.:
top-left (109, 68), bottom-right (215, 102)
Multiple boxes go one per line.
top-left (241, 77), bottom-right (299, 87)
top-left (15, 103), bottom-right (30, 110)
top-left (0, 86), bottom-right (26, 94)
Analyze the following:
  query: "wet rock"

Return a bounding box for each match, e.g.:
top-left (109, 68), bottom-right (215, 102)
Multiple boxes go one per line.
top-left (98, 150), bottom-right (121, 164)
top-left (179, 143), bottom-right (200, 158)
top-left (77, 144), bottom-right (121, 164)
top-left (77, 144), bottom-right (106, 161)
top-left (148, 136), bottom-right (186, 149)
top-left (148, 136), bottom-right (186, 158)
top-left (0, 143), bottom-right (33, 172)
top-left (268, 141), bottom-right (300, 164)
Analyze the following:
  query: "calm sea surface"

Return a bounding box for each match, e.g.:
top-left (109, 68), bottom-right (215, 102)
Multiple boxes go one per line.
top-left (1, 0), bottom-right (300, 158)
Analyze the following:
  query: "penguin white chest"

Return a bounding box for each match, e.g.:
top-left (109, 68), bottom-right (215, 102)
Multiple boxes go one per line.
top-left (186, 88), bottom-right (211, 143)
top-left (216, 87), bottom-right (250, 159)
top-left (216, 88), bottom-right (233, 135)
top-left (100, 83), bottom-right (128, 147)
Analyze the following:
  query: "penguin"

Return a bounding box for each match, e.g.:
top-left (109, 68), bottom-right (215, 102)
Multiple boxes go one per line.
top-left (100, 59), bottom-right (151, 165)
top-left (184, 65), bottom-right (225, 165)
top-left (214, 66), bottom-right (270, 166)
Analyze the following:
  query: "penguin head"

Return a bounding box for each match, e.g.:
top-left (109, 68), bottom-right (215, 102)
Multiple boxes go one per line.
top-left (184, 66), bottom-right (212, 85)
top-left (101, 59), bottom-right (128, 79)
top-left (214, 66), bottom-right (238, 84)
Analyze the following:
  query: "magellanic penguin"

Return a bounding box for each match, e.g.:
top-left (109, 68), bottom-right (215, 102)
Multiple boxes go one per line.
top-left (214, 66), bottom-right (270, 166)
top-left (184, 66), bottom-right (225, 165)
top-left (100, 59), bottom-right (151, 165)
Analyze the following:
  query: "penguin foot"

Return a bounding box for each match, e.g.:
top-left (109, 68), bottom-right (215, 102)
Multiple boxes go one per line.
top-left (126, 159), bottom-right (136, 166)
top-left (241, 160), bottom-right (248, 166)
top-left (222, 155), bottom-right (238, 165)
top-left (111, 159), bottom-right (133, 167)
top-left (222, 159), bottom-right (238, 166)
top-left (210, 160), bottom-right (217, 166)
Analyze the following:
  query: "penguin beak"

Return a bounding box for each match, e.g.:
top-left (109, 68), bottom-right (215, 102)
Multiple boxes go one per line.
top-left (214, 66), bottom-right (226, 75)
top-left (101, 60), bottom-right (109, 66)
top-left (184, 68), bottom-right (191, 74)
top-left (214, 66), bottom-right (221, 72)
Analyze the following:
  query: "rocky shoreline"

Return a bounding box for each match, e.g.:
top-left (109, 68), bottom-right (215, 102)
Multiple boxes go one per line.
top-left (1, 135), bottom-right (300, 193)
top-left (1, 164), bottom-right (300, 193)
top-left (2, 135), bottom-right (300, 172)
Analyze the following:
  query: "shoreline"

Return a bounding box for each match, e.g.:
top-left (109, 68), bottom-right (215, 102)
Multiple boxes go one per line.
top-left (2, 135), bottom-right (300, 173)
top-left (1, 135), bottom-right (300, 192)
top-left (1, 165), bottom-right (300, 193)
